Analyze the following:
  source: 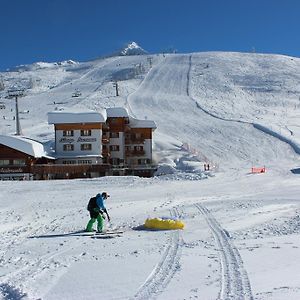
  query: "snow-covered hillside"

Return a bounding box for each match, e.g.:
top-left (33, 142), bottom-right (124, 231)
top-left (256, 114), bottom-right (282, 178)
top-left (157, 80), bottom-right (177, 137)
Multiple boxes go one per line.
top-left (1, 49), bottom-right (300, 299)
top-left (1, 51), bottom-right (300, 170)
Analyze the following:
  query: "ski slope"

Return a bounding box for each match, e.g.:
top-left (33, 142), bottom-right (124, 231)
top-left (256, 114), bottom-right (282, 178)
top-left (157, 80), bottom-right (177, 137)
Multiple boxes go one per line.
top-left (128, 54), bottom-right (299, 170)
top-left (1, 50), bottom-right (300, 299)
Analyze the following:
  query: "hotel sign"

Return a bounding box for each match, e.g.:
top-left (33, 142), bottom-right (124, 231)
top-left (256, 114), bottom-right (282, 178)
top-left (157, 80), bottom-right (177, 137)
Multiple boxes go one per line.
top-left (0, 167), bottom-right (25, 173)
top-left (59, 137), bottom-right (97, 143)
top-left (59, 137), bottom-right (74, 143)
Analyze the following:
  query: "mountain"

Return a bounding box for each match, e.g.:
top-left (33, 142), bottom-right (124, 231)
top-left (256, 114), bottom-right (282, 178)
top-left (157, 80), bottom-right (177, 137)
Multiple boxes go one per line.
top-left (0, 50), bottom-right (300, 173)
top-left (116, 41), bottom-right (148, 56)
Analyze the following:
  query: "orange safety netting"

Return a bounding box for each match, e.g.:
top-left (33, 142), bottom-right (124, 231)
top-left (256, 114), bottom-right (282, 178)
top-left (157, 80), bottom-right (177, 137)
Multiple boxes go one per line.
top-left (251, 167), bottom-right (266, 173)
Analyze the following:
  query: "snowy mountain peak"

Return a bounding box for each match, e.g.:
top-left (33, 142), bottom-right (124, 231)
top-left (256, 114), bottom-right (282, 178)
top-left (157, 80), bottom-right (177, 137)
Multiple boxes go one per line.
top-left (118, 41), bottom-right (147, 56)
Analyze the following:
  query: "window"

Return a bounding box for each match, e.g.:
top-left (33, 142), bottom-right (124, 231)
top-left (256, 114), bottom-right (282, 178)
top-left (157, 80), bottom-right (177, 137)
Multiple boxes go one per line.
top-left (81, 129), bottom-right (91, 136)
top-left (63, 130), bottom-right (74, 136)
top-left (63, 144), bottom-right (74, 151)
top-left (13, 159), bottom-right (26, 165)
top-left (0, 159), bottom-right (10, 166)
top-left (63, 160), bottom-right (76, 164)
top-left (78, 160), bottom-right (92, 165)
top-left (134, 146), bottom-right (144, 151)
top-left (138, 159), bottom-right (151, 165)
top-left (110, 132), bottom-right (119, 138)
top-left (110, 158), bottom-right (120, 165)
top-left (81, 144), bottom-right (92, 151)
top-left (109, 145), bottom-right (120, 151)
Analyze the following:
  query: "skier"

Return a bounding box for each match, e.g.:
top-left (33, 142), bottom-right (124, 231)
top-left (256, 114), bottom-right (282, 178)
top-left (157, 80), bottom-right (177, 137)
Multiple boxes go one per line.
top-left (86, 192), bottom-right (111, 232)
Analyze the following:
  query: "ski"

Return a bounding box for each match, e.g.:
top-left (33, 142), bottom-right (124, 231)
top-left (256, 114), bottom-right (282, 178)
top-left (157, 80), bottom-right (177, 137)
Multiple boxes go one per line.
top-left (95, 230), bottom-right (124, 235)
top-left (70, 229), bottom-right (124, 237)
top-left (91, 230), bottom-right (123, 239)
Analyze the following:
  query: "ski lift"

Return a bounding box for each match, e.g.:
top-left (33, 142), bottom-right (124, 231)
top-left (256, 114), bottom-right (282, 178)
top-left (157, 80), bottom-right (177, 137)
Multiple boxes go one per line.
top-left (72, 90), bottom-right (82, 97)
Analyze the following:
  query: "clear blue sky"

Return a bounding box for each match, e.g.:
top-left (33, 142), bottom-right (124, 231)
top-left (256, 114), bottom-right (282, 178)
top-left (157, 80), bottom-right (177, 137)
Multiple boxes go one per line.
top-left (0, 0), bottom-right (299, 71)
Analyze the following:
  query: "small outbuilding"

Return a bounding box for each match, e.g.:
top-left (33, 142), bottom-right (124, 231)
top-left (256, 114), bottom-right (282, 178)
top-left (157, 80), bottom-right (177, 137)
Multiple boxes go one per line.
top-left (0, 135), bottom-right (53, 180)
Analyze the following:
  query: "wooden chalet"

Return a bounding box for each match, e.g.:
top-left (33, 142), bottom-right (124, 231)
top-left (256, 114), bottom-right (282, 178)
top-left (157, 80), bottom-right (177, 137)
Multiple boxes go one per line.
top-left (0, 107), bottom-right (157, 180)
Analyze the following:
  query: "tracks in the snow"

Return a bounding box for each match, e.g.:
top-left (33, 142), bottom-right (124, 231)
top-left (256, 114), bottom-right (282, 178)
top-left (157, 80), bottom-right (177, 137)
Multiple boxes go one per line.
top-left (131, 208), bottom-right (183, 300)
top-left (131, 200), bottom-right (253, 300)
top-left (195, 203), bottom-right (253, 300)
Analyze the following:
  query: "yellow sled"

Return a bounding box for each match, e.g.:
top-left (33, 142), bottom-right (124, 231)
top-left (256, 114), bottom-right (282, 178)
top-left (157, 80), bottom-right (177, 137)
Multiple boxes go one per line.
top-left (144, 218), bottom-right (185, 230)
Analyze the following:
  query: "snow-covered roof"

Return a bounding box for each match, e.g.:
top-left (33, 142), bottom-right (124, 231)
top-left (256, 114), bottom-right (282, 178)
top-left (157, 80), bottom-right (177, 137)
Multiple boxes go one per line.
top-left (106, 107), bottom-right (156, 129)
top-left (130, 117), bottom-right (157, 129)
top-left (48, 108), bottom-right (107, 124)
top-left (106, 107), bottom-right (129, 118)
top-left (0, 135), bottom-right (49, 158)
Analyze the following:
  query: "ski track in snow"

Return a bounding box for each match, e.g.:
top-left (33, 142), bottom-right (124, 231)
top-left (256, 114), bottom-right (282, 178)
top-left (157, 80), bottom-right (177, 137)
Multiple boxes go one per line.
top-left (0, 208), bottom-right (85, 299)
top-left (188, 54), bottom-right (300, 157)
top-left (131, 207), bottom-right (182, 300)
top-left (126, 56), bottom-right (165, 118)
top-left (194, 203), bottom-right (253, 300)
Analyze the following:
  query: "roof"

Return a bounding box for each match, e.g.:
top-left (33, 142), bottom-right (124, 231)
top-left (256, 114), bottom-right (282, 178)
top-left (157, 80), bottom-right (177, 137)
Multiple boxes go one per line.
top-left (0, 135), bottom-right (50, 158)
top-left (107, 107), bottom-right (156, 129)
top-left (129, 117), bottom-right (157, 129)
top-left (48, 108), bottom-right (107, 124)
top-left (106, 107), bottom-right (129, 118)
top-left (48, 107), bottom-right (156, 129)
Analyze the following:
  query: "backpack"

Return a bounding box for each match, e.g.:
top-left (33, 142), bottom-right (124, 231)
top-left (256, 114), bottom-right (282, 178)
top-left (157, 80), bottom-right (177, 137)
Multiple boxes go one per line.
top-left (87, 196), bottom-right (97, 211)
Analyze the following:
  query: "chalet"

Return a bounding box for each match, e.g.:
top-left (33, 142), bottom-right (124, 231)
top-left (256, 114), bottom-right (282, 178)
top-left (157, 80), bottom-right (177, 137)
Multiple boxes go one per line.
top-left (0, 107), bottom-right (157, 180)
top-left (48, 107), bottom-right (157, 178)
top-left (47, 108), bottom-right (109, 178)
top-left (0, 135), bottom-right (53, 180)
top-left (105, 107), bottom-right (156, 176)
top-left (48, 109), bottom-right (106, 165)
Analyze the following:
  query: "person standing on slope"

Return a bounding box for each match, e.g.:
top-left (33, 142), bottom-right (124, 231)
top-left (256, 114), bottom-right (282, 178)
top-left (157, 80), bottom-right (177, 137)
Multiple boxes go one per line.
top-left (86, 192), bottom-right (111, 232)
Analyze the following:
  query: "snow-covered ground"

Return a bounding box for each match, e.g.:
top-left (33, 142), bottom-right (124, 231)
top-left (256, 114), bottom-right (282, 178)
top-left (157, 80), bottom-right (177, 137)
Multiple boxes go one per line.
top-left (1, 49), bottom-right (300, 299)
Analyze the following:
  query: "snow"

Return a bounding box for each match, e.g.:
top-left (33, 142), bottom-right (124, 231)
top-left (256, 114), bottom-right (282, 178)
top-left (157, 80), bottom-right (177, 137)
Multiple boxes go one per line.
top-left (0, 134), bottom-right (49, 158)
top-left (106, 107), bottom-right (156, 128)
top-left (118, 41), bottom-right (148, 56)
top-left (129, 116), bottom-right (156, 129)
top-left (1, 50), bottom-right (300, 299)
top-left (106, 107), bottom-right (129, 118)
top-left (48, 108), bottom-right (107, 124)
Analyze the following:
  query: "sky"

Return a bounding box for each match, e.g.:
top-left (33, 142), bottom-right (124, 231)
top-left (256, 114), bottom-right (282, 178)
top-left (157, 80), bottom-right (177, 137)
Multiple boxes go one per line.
top-left (0, 0), bottom-right (300, 71)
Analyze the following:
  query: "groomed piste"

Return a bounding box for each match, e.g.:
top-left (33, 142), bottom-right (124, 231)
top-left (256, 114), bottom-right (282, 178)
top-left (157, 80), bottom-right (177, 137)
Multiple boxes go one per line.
top-left (144, 217), bottom-right (185, 230)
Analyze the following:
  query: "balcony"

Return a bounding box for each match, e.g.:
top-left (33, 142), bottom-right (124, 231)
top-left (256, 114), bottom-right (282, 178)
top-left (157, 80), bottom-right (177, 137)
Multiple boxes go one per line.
top-left (102, 124), bottom-right (110, 131)
top-left (125, 138), bottom-right (145, 144)
top-left (124, 125), bottom-right (131, 132)
top-left (102, 137), bottom-right (110, 144)
top-left (102, 149), bottom-right (111, 157)
top-left (125, 150), bottom-right (145, 157)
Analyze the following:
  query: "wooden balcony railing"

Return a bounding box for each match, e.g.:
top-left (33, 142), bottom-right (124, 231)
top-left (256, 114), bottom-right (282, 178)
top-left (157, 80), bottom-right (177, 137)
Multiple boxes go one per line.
top-left (102, 137), bottom-right (110, 144)
top-left (31, 164), bottom-right (110, 175)
top-left (125, 138), bottom-right (145, 144)
top-left (102, 149), bottom-right (110, 157)
top-left (125, 150), bottom-right (145, 156)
